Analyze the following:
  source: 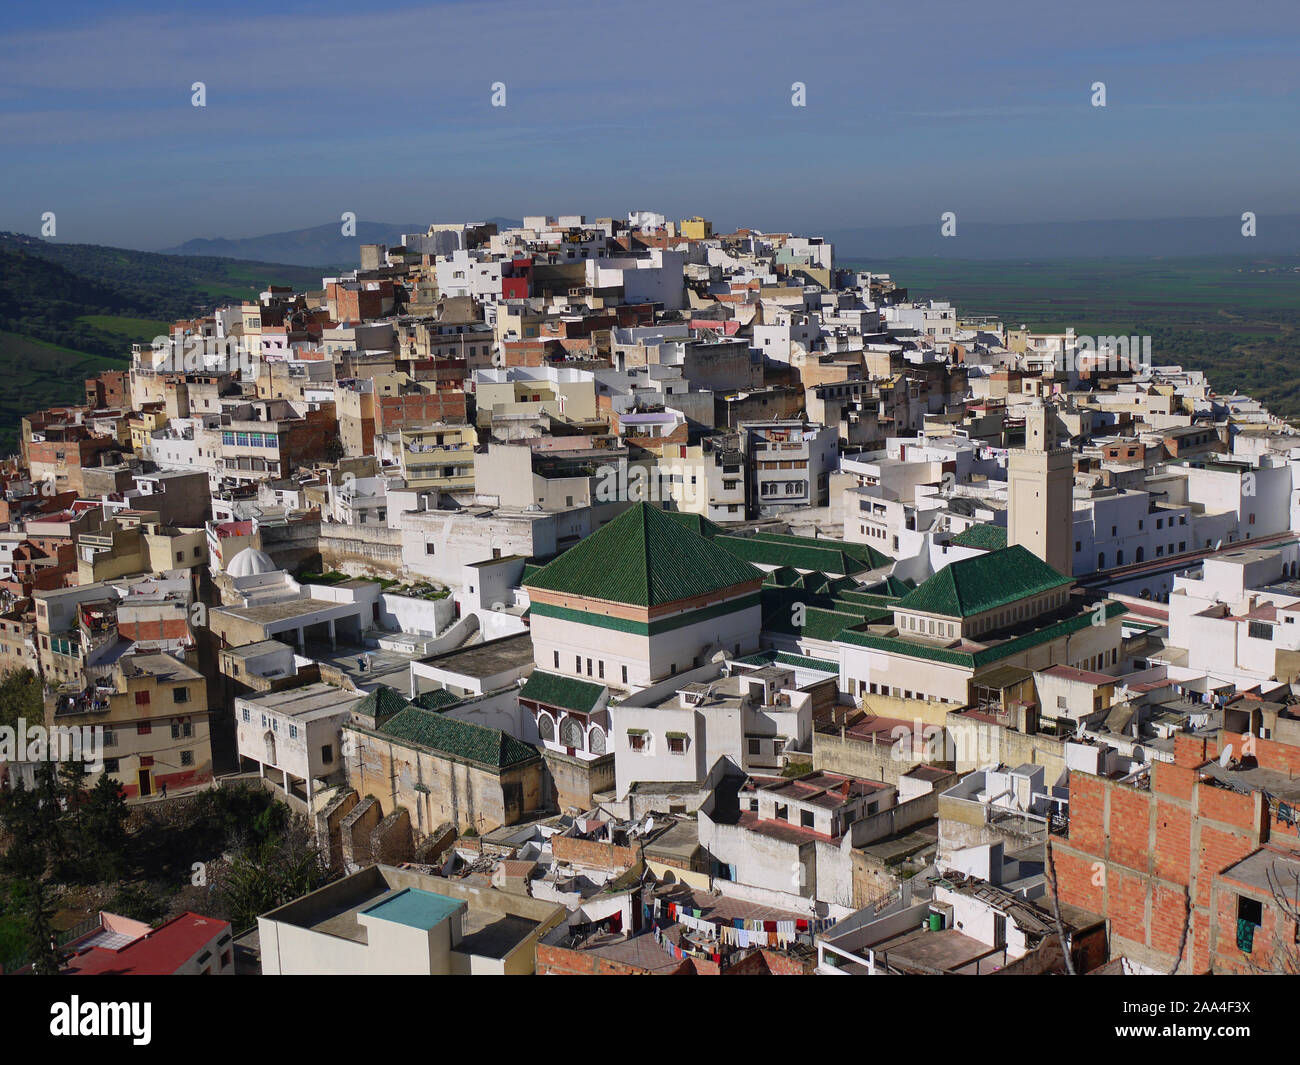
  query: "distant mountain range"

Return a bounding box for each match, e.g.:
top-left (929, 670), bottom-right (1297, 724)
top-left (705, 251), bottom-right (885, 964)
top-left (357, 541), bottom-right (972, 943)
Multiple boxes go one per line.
top-left (826, 214), bottom-right (1300, 261)
top-left (160, 218), bottom-right (524, 267)
top-left (157, 214), bottom-right (1300, 265)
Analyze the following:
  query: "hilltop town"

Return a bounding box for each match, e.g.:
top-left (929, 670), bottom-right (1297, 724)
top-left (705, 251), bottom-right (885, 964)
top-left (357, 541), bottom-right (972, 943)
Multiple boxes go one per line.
top-left (2, 212), bottom-right (1298, 976)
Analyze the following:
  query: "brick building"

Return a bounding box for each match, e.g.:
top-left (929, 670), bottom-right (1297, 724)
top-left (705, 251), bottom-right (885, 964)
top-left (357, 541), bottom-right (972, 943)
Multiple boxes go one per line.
top-left (1052, 701), bottom-right (1300, 973)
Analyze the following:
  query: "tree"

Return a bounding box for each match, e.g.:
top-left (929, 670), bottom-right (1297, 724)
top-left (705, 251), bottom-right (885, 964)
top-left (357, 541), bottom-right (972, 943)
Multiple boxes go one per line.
top-left (217, 814), bottom-right (331, 931)
top-left (80, 774), bottom-right (129, 882)
top-left (0, 668), bottom-right (42, 733)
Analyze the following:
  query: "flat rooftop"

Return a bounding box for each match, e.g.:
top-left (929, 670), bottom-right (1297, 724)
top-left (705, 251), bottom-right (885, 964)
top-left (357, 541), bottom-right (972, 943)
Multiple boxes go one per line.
top-left (242, 682), bottom-right (364, 719)
top-left (124, 653), bottom-right (204, 682)
top-left (264, 865), bottom-right (554, 960)
top-left (362, 888), bottom-right (464, 930)
top-left (419, 631), bottom-right (534, 678)
top-left (215, 597), bottom-right (352, 625)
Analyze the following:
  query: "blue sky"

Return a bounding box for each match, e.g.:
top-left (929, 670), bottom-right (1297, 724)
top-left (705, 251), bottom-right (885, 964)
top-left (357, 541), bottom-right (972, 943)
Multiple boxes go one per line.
top-left (2, 0), bottom-right (1297, 248)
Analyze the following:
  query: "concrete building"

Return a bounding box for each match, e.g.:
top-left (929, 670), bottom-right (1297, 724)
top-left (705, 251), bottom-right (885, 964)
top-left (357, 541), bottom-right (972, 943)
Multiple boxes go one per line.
top-left (258, 864), bottom-right (564, 975)
top-left (236, 683), bottom-right (365, 808)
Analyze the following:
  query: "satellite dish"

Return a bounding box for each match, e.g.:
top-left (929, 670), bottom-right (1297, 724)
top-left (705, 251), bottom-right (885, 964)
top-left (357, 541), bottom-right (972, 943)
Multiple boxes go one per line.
top-left (1218, 744), bottom-right (1234, 768)
top-left (644, 816), bottom-right (655, 834)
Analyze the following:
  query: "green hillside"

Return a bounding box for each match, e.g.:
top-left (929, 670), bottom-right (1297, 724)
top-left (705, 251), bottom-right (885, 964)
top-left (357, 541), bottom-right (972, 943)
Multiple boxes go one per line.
top-left (849, 256), bottom-right (1300, 420)
top-left (0, 232), bottom-right (334, 454)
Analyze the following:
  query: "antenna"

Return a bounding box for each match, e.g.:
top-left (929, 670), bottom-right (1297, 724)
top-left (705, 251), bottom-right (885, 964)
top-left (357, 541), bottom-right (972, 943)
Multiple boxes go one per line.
top-left (1218, 744), bottom-right (1234, 768)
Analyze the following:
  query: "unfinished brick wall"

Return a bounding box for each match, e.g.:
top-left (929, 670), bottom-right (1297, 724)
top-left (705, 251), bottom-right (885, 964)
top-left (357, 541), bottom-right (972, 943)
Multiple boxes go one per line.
top-left (1053, 754), bottom-right (1269, 973)
top-left (551, 834), bottom-right (639, 872)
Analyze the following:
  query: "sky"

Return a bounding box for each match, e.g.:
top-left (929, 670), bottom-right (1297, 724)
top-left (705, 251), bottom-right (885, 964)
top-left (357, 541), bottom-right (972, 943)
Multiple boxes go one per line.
top-left (1, 0), bottom-right (1297, 249)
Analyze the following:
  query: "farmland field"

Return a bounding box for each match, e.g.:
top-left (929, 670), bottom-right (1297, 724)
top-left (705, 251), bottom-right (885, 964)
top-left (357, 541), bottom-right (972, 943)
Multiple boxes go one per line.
top-left (849, 256), bottom-right (1300, 421)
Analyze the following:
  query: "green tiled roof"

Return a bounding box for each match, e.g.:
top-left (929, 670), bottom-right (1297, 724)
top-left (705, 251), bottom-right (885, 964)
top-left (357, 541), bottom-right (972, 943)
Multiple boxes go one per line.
top-left (352, 685), bottom-right (412, 725)
top-left (948, 524), bottom-right (1008, 551)
top-left (750, 532), bottom-right (891, 571)
top-left (859, 576), bottom-right (914, 598)
top-left (732, 649), bottom-right (841, 674)
top-left (663, 511), bottom-right (726, 539)
top-left (838, 600), bottom-right (1125, 668)
top-left (518, 670), bottom-right (606, 714)
top-left (763, 566), bottom-right (802, 587)
top-left (717, 535), bottom-right (873, 577)
top-left (761, 587), bottom-right (876, 641)
top-left (837, 589), bottom-right (902, 608)
top-left (412, 688), bottom-right (462, 711)
top-left (896, 546), bottom-right (1071, 619)
top-left (523, 503), bottom-right (761, 607)
top-left (379, 706), bottom-right (540, 769)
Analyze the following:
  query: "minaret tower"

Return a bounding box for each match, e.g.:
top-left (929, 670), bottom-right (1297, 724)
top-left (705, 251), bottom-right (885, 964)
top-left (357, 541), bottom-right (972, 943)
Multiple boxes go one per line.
top-left (1008, 400), bottom-right (1073, 576)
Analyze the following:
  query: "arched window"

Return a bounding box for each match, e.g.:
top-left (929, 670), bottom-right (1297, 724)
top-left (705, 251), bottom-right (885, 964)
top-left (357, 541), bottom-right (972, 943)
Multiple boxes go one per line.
top-left (1136, 547), bottom-right (1144, 563)
top-left (589, 727), bottom-right (606, 755)
top-left (264, 731), bottom-right (277, 766)
top-left (1116, 550), bottom-right (1124, 566)
top-left (1098, 552), bottom-right (1105, 570)
top-left (560, 717), bottom-right (584, 749)
top-left (537, 714), bottom-right (555, 742)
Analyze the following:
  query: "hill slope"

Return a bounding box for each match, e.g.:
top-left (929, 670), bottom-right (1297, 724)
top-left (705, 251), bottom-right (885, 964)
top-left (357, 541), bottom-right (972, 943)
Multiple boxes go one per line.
top-left (161, 217), bottom-right (523, 266)
top-left (0, 233), bottom-right (334, 453)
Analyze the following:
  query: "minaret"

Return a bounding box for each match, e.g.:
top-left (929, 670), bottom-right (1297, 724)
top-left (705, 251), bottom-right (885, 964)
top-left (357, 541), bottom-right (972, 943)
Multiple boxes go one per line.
top-left (1008, 400), bottom-right (1073, 576)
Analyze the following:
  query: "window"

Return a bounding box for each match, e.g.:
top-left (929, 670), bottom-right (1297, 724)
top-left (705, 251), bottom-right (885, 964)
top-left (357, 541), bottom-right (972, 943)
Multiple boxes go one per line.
top-left (560, 717), bottom-right (584, 749)
top-left (425, 542), bottom-right (436, 555)
top-left (538, 716), bottom-right (555, 742)
top-left (1238, 895), bottom-right (1263, 927)
top-left (622, 665), bottom-right (628, 685)
top-left (137, 722), bottom-right (151, 735)
top-left (628, 731), bottom-right (646, 751)
top-left (553, 650), bottom-right (559, 669)
top-left (775, 804), bottom-right (789, 822)
top-left (586, 658), bottom-right (593, 676)
top-left (668, 735), bottom-right (686, 754)
top-left (181, 750), bottom-right (193, 767)
top-left (321, 744), bottom-right (333, 764)
top-left (598, 660), bottom-right (604, 679)
top-left (173, 687), bottom-right (189, 703)
top-left (103, 758), bottom-right (120, 773)
top-left (289, 724), bottom-right (298, 739)
top-left (135, 691), bottom-right (150, 706)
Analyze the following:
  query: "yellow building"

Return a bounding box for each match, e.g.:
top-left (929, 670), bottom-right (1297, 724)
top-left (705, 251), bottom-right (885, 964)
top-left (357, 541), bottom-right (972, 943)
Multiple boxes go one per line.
top-left (47, 652), bottom-right (212, 801)
top-left (398, 423), bottom-right (477, 490)
top-left (678, 216), bottom-right (713, 240)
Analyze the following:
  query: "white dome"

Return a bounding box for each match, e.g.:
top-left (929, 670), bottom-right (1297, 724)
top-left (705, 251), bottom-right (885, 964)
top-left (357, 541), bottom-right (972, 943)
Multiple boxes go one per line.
top-left (227, 547), bottom-right (277, 578)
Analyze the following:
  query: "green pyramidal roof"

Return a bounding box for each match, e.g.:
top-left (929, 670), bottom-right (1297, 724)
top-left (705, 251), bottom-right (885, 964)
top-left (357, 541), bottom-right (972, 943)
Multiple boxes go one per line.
top-left (379, 706), bottom-right (539, 769)
top-left (523, 503), bottom-right (762, 607)
top-left (948, 523), bottom-right (1008, 551)
top-left (897, 545), bottom-right (1071, 619)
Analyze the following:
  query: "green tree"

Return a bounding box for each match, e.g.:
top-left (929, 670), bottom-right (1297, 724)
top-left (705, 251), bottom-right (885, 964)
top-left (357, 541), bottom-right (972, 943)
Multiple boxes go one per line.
top-left (218, 815), bottom-right (331, 931)
top-left (80, 774), bottom-right (129, 882)
top-left (0, 668), bottom-right (42, 733)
